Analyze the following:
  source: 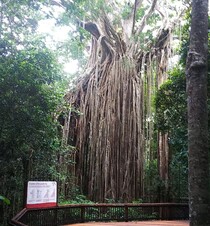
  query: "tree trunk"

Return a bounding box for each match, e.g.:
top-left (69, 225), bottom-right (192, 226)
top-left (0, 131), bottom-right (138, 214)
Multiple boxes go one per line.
top-left (186, 0), bottom-right (209, 225)
top-left (64, 2), bottom-right (185, 202)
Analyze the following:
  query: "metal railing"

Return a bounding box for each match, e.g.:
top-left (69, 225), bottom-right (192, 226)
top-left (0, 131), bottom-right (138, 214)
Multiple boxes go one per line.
top-left (10, 203), bottom-right (189, 226)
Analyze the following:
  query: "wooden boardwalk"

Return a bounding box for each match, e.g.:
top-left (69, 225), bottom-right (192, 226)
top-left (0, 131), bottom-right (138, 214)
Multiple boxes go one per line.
top-left (67, 220), bottom-right (189, 226)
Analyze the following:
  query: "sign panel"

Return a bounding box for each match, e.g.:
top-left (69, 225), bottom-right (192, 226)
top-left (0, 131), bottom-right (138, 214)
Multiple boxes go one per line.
top-left (26, 181), bottom-right (57, 208)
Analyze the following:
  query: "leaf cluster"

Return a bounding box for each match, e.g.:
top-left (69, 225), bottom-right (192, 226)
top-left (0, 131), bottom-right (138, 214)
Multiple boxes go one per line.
top-left (155, 68), bottom-right (186, 133)
top-left (0, 195), bottom-right (10, 205)
top-left (0, 0), bottom-right (46, 46)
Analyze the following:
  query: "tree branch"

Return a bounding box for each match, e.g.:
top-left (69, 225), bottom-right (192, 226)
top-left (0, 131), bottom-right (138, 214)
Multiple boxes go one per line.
top-left (121, 0), bottom-right (143, 41)
top-left (132, 0), bottom-right (142, 34)
top-left (77, 20), bottom-right (101, 40)
top-left (84, 22), bottom-right (101, 40)
top-left (135, 0), bottom-right (158, 36)
top-left (51, 0), bottom-right (65, 9)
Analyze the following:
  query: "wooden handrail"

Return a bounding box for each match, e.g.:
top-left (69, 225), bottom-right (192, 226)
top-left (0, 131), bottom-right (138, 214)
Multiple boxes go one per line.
top-left (10, 208), bottom-right (28, 226)
top-left (10, 203), bottom-right (189, 226)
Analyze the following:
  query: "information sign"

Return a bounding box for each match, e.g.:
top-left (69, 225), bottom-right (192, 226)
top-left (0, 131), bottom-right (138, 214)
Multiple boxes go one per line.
top-left (26, 181), bottom-right (57, 208)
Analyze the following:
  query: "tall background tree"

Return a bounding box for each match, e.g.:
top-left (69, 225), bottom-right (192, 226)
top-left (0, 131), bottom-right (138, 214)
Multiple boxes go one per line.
top-left (186, 0), bottom-right (209, 225)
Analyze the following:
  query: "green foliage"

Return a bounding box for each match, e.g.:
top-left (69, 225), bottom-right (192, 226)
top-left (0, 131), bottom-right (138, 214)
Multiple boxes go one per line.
top-left (179, 11), bottom-right (191, 66)
top-left (56, 0), bottom-right (107, 24)
top-left (136, 5), bottom-right (149, 21)
top-left (0, 42), bottom-right (70, 224)
top-left (56, 29), bottom-right (90, 66)
top-left (147, 13), bottom-right (160, 25)
top-left (121, 4), bottom-right (133, 20)
top-left (132, 199), bottom-right (143, 204)
top-left (0, 47), bottom-right (63, 153)
top-left (144, 159), bottom-right (160, 201)
top-left (154, 14), bottom-right (210, 201)
top-left (154, 67), bottom-right (188, 200)
top-left (0, 196), bottom-right (10, 205)
top-left (59, 193), bottom-right (94, 205)
top-left (0, 0), bottom-right (47, 47)
top-left (155, 67), bottom-right (186, 133)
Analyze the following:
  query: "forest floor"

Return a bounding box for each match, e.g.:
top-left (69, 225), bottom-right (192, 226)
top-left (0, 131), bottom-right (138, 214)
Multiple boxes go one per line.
top-left (66, 220), bottom-right (189, 226)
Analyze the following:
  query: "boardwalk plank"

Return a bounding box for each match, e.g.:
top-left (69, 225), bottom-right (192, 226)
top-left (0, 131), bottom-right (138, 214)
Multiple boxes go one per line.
top-left (65, 220), bottom-right (189, 226)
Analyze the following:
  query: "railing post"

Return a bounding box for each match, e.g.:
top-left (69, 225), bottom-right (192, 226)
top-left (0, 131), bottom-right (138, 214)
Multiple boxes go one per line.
top-left (54, 208), bottom-right (58, 226)
top-left (125, 204), bottom-right (128, 222)
top-left (159, 206), bottom-right (163, 220)
top-left (159, 204), bottom-right (168, 220)
top-left (81, 206), bottom-right (85, 223)
top-left (165, 205), bottom-right (169, 220)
